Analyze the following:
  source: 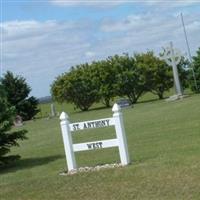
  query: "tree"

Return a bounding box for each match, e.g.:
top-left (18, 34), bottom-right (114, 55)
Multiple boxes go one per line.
top-left (190, 47), bottom-right (200, 92)
top-left (51, 64), bottom-right (99, 111)
top-left (1, 71), bottom-right (39, 120)
top-left (111, 54), bottom-right (146, 104)
top-left (91, 60), bottom-right (117, 107)
top-left (177, 56), bottom-right (190, 91)
top-left (135, 52), bottom-right (173, 99)
top-left (17, 97), bottom-right (39, 120)
top-left (0, 86), bottom-right (27, 166)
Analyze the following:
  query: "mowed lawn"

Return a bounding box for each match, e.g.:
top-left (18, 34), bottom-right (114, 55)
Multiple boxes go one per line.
top-left (0, 94), bottom-right (200, 200)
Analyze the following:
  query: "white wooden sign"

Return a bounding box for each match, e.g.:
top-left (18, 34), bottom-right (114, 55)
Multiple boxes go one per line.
top-left (60, 103), bottom-right (130, 172)
top-left (69, 118), bottom-right (115, 131)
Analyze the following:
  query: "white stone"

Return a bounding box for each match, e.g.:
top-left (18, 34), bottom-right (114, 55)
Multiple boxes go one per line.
top-left (51, 103), bottom-right (56, 117)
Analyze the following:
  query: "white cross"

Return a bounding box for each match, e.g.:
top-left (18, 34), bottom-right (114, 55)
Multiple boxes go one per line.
top-left (161, 42), bottom-right (183, 96)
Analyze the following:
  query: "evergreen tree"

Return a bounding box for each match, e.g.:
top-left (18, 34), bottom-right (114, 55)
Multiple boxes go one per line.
top-left (0, 86), bottom-right (27, 166)
top-left (1, 71), bottom-right (39, 120)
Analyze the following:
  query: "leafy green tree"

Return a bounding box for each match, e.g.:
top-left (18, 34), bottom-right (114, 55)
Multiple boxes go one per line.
top-left (1, 71), bottom-right (39, 120)
top-left (110, 54), bottom-right (146, 104)
top-left (177, 56), bottom-right (190, 91)
top-left (0, 86), bottom-right (27, 166)
top-left (91, 60), bottom-right (117, 107)
top-left (135, 52), bottom-right (173, 99)
top-left (51, 64), bottom-right (99, 111)
top-left (190, 48), bottom-right (200, 92)
top-left (51, 74), bottom-right (67, 104)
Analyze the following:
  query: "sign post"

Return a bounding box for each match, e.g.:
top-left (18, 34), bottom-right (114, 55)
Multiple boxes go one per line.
top-left (60, 112), bottom-right (77, 171)
top-left (112, 103), bottom-right (130, 165)
top-left (59, 103), bottom-right (130, 172)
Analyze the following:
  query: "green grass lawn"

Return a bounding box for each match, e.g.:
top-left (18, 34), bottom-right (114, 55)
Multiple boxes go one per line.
top-left (0, 94), bottom-right (200, 200)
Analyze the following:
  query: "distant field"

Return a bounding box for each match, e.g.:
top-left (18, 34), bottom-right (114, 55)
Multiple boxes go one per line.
top-left (0, 93), bottom-right (200, 200)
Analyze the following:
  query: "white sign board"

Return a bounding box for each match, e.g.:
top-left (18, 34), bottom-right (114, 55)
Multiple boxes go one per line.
top-left (73, 138), bottom-right (118, 152)
top-left (60, 103), bottom-right (130, 172)
top-left (69, 118), bottom-right (115, 131)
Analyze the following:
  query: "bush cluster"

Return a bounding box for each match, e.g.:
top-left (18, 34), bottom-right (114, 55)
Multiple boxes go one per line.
top-left (51, 51), bottom-right (196, 111)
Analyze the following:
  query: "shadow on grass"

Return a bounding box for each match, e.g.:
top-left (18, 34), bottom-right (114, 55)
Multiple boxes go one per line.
top-left (73, 105), bottom-right (109, 114)
top-left (0, 154), bottom-right (63, 174)
top-left (138, 93), bottom-right (195, 105)
top-left (86, 106), bottom-right (109, 112)
top-left (137, 97), bottom-right (161, 104)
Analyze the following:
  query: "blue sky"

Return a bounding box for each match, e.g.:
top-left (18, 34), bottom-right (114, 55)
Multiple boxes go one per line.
top-left (1, 0), bottom-right (200, 97)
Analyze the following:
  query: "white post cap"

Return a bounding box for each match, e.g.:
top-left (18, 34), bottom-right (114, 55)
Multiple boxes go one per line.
top-left (60, 112), bottom-right (69, 120)
top-left (112, 103), bottom-right (121, 113)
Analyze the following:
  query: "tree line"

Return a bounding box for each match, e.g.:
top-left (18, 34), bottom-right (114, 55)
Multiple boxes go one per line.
top-left (51, 50), bottom-right (200, 111)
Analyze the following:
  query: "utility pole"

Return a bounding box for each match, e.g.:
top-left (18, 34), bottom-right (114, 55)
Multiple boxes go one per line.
top-left (0, 0), bottom-right (3, 78)
top-left (180, 13), bottom-right (198, 90)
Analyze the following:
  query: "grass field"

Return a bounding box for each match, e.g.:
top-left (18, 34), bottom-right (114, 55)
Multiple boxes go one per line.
top-left (0, 94), bottom-right (200, 200)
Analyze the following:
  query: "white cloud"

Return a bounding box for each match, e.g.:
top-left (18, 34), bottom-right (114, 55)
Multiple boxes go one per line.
top-left (100, 12), bottom-right (200, 37)
top-left (144, 0), bottom-right (200, 7)
top-left (1, 20), bottom-right (93, 97)
top-left (99, 11), bottom-right (200, 57)
top-left (50, 0), bottom-right (124, 7)
top-left (50, 0), bottom-right (200, 7)
top-left (1, 4), bottom-right (200, 97)
top-left (2, 20), bottom-right (87, 41)
top-left (85, 51), bottom-right (96, 58)
top-left (101, 15), bottom-right (149, 32)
